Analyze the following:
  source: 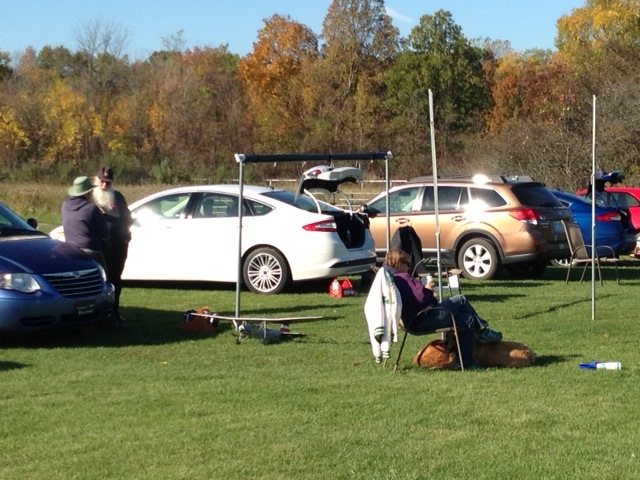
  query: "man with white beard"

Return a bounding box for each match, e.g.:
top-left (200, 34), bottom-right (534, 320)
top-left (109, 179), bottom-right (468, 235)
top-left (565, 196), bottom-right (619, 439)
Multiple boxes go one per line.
top-left (94, 166), bottom-right (132, 329)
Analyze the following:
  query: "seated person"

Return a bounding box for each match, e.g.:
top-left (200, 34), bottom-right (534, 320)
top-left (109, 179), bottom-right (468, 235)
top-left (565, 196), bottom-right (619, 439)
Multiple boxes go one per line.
top-left (384, 248), bottom-right (502, 370)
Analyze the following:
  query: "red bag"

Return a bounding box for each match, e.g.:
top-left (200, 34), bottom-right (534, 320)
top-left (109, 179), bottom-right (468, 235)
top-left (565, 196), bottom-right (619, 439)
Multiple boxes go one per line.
top-left (328, 278), bottom-right (357, 298)
top-left (180, 307), bottom-right (218, 333)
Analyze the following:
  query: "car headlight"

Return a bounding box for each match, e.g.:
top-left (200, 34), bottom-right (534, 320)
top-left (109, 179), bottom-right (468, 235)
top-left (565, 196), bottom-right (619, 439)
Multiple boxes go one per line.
top-left (0, 273), bottom-right (41, 293)
top-left (97, 264), bottom-right (107, 281)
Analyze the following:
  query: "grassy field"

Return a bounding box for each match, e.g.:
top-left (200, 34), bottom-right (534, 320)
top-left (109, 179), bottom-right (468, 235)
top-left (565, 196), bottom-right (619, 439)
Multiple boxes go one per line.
top-left (1, 264), bottom-right (639, 479)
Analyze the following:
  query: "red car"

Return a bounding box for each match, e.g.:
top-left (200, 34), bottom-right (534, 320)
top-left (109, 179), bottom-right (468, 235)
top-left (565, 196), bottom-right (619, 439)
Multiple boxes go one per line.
top-left (576, 186), bottom-right (640, 231)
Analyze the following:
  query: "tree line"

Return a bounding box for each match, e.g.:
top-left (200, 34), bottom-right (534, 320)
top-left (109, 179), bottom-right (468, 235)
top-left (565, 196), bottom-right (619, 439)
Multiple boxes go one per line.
top-left (1, 0), bottom-right (639, 190)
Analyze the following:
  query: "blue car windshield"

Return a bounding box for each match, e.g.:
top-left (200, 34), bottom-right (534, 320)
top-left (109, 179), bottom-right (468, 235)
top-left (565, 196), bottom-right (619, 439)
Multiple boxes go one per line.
top-left (0, 203), bottom-right (39, 236)
top-left (261, 190), bottom-right (342, 214)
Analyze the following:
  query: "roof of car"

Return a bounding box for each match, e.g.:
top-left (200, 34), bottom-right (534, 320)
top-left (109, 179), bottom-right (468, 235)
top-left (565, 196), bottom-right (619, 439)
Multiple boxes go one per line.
top-left (127, 184), bottom-right (278, 209)
top-left (407, 174), bottom-right (537, 184)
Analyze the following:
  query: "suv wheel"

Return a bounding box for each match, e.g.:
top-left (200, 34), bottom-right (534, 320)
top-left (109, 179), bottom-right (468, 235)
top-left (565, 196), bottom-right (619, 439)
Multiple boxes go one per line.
top-left (458, 238), bottom-right (499, 280)
top-left (550, 258), bottom-right (570, 268)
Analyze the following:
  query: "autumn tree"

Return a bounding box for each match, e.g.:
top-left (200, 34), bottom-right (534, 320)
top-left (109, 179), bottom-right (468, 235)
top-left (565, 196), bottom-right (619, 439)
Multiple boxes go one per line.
top-left (140, 46), bottom-right (244, 181)
top-left (556, 0), bottom-right (640, 69)
top-left (239, 13), bottom-right (318, 161)
top-left (316, 0), bottom-right (399, 157)
top-left (72, 17), bottom-right (131, 158)
top-left (552, 0), bottom-right (640, 182)
top-left (0, 47), bottom-right (101, 176)
top-left (0, 51), bottom-right (12, 81)
top-left (385, 10), bottom-right (490, 174)
top-left (36, 46), bottom-right (88, 78)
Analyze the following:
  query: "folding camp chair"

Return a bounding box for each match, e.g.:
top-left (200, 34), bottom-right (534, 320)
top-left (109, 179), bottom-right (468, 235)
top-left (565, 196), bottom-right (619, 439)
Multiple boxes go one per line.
top-left (411, 260), bottom-right (463, 298)
top-left (562, 220), bottom-right (620, 285)
top-left (392, 306), bottom-right (464, 372)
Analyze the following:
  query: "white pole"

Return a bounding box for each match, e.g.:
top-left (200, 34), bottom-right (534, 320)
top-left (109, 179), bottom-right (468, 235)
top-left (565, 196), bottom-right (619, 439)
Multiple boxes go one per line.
top-left (233, 154), bottom-right (245, 320)
top-left (428, 89), bottom-right (443, 299)
top-left (591, 95), bottom-right (596, 321)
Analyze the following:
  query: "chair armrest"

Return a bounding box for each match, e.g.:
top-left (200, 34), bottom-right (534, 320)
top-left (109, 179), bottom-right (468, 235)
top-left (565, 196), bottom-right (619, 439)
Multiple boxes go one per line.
top-left (402, 306), bottom-right (455, 334)
top-left (595, 245), bottom-right (616, 257)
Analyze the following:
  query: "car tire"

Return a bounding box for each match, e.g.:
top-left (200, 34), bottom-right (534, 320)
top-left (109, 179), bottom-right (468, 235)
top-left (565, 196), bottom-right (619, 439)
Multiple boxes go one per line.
top-left (457, 238), bottom-right (499, 280)
top-left (243, 247), bottom-right (290, 294)
top-left (550, 258), bottom-right (571, 268)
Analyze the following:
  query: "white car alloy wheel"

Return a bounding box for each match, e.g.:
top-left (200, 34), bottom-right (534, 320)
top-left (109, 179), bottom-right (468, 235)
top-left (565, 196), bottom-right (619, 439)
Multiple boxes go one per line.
top-left (243, 248), bottom-right (290, 294)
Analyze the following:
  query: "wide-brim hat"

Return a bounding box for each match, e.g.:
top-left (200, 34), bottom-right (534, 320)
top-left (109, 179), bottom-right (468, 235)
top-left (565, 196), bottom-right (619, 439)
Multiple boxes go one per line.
top-left (68, 176), bottom-right (95, 196)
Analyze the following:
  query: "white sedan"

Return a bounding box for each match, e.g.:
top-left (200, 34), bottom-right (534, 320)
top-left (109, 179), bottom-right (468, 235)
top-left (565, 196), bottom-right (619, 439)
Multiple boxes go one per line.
top-left (121, 184), bottom-right (375, 293)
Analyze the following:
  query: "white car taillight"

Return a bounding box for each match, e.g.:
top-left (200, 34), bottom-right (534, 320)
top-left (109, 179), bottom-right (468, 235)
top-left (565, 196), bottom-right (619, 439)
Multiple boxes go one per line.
top-left (303, 220), bottom-right (338, 232)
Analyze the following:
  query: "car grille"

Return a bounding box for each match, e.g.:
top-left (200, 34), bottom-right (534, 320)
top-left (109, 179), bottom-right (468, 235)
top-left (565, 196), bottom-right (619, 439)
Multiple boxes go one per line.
top-left (42, 268), bottom-right (105, 298)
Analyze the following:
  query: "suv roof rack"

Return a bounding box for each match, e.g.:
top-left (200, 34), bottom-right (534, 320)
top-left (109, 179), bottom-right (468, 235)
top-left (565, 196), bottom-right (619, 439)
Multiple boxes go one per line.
top-left (408, 174), bottom-right (536, 184)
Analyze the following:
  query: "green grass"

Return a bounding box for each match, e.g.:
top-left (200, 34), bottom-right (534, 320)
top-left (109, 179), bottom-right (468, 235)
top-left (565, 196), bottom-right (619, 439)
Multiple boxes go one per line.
top-left (2, 267), bottom-right (640, 479)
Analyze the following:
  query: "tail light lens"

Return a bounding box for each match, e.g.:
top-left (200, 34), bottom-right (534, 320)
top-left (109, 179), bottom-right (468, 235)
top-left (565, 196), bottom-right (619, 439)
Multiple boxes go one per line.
top-left (509, 208), bottom-right (539, 225)
top-left (303, 220), bottom-right (338, 232)
top-left (595, 211), bottom-right (621, 222)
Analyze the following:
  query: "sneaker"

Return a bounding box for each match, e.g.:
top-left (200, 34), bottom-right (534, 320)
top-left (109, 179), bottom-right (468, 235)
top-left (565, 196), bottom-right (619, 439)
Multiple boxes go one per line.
top-left (478, 328), bottom-right (502, 343)
top-left (280, 324), bottom-right (290, 334)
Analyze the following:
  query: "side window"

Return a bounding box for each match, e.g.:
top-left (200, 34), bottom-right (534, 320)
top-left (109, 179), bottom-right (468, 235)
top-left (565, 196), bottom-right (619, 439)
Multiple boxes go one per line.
top-left (247, 199), bottom-right (272, 216)
top-left (368, 186), bottom-right (420, 214)
top-left (468, 188), bottom-right (506, 209)
top-left (437, 186), bottom-right (465, 211)
top-left (195, 194), bottom-right (247, 218)
top-left (421, 186), bottom-right (467, 212)
top-left (420, 186), bottom-right (434, 212)
top-left (133, 193), bottom-right (191, 220)
top-left (613, 192), bottom-right (639, 208)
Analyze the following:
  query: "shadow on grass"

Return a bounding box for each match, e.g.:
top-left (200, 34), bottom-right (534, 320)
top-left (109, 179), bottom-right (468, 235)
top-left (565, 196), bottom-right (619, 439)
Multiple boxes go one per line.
top-left (123, 278), bottom-right (335, 294)
top-left (513, 292), bottom-right (616, 320)
top-left (534, 354), bottom-right (579, 367)
top-left (0, 360), bottom-right (29, 372)
top-left (0, 302), bottom-right (347, 350)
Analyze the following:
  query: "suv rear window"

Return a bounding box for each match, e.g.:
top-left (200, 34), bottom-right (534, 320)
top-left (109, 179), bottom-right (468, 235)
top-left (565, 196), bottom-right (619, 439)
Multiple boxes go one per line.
top-left (510, 184), bottom-right (564, 208)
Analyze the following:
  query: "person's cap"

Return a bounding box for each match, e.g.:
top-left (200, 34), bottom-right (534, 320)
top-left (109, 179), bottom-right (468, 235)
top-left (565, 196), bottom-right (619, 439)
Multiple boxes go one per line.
top-left (96, 166), bottom-right (114, 183)
top-left (68, 176), bottom-right (95, 196)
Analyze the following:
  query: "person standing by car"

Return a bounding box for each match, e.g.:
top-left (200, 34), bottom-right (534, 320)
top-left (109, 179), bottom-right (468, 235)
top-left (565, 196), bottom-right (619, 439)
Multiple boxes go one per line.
top-left (384, 248), bottom-right (502, 370)
top-left (62, 176), bottom-right (108, 270)
top-left (93, 166), bottom-right (132, 326)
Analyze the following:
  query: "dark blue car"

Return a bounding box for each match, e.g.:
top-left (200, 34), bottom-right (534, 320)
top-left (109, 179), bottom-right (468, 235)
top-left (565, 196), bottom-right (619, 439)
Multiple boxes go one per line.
top-left (0, 201), bottom-right (114, 334)
top-left (549, 189), bottom-right (633, 260)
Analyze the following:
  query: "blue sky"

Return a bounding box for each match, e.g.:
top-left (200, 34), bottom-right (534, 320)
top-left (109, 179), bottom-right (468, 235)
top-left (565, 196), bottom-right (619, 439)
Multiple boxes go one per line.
top-left (2, 1), bottom-right (586, 60)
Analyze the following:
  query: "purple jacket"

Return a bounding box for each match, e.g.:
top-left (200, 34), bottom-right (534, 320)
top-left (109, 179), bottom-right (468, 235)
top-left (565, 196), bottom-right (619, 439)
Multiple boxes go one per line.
top-left (392, 270), bottom-right (438, 322)
top-left (62, 196), bottom-right (108, 252)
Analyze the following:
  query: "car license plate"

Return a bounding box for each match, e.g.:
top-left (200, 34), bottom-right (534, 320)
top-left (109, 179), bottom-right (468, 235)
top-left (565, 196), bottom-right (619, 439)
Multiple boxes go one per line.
top-left (75, 300), bottom-right (95, 316)
top-left (552, 221), bottom-right (565, 236)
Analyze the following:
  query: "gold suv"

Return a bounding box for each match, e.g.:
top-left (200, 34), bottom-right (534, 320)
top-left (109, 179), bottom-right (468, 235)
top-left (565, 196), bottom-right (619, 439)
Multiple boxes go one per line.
top-left (363, 175), bottom-right (572, 280)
